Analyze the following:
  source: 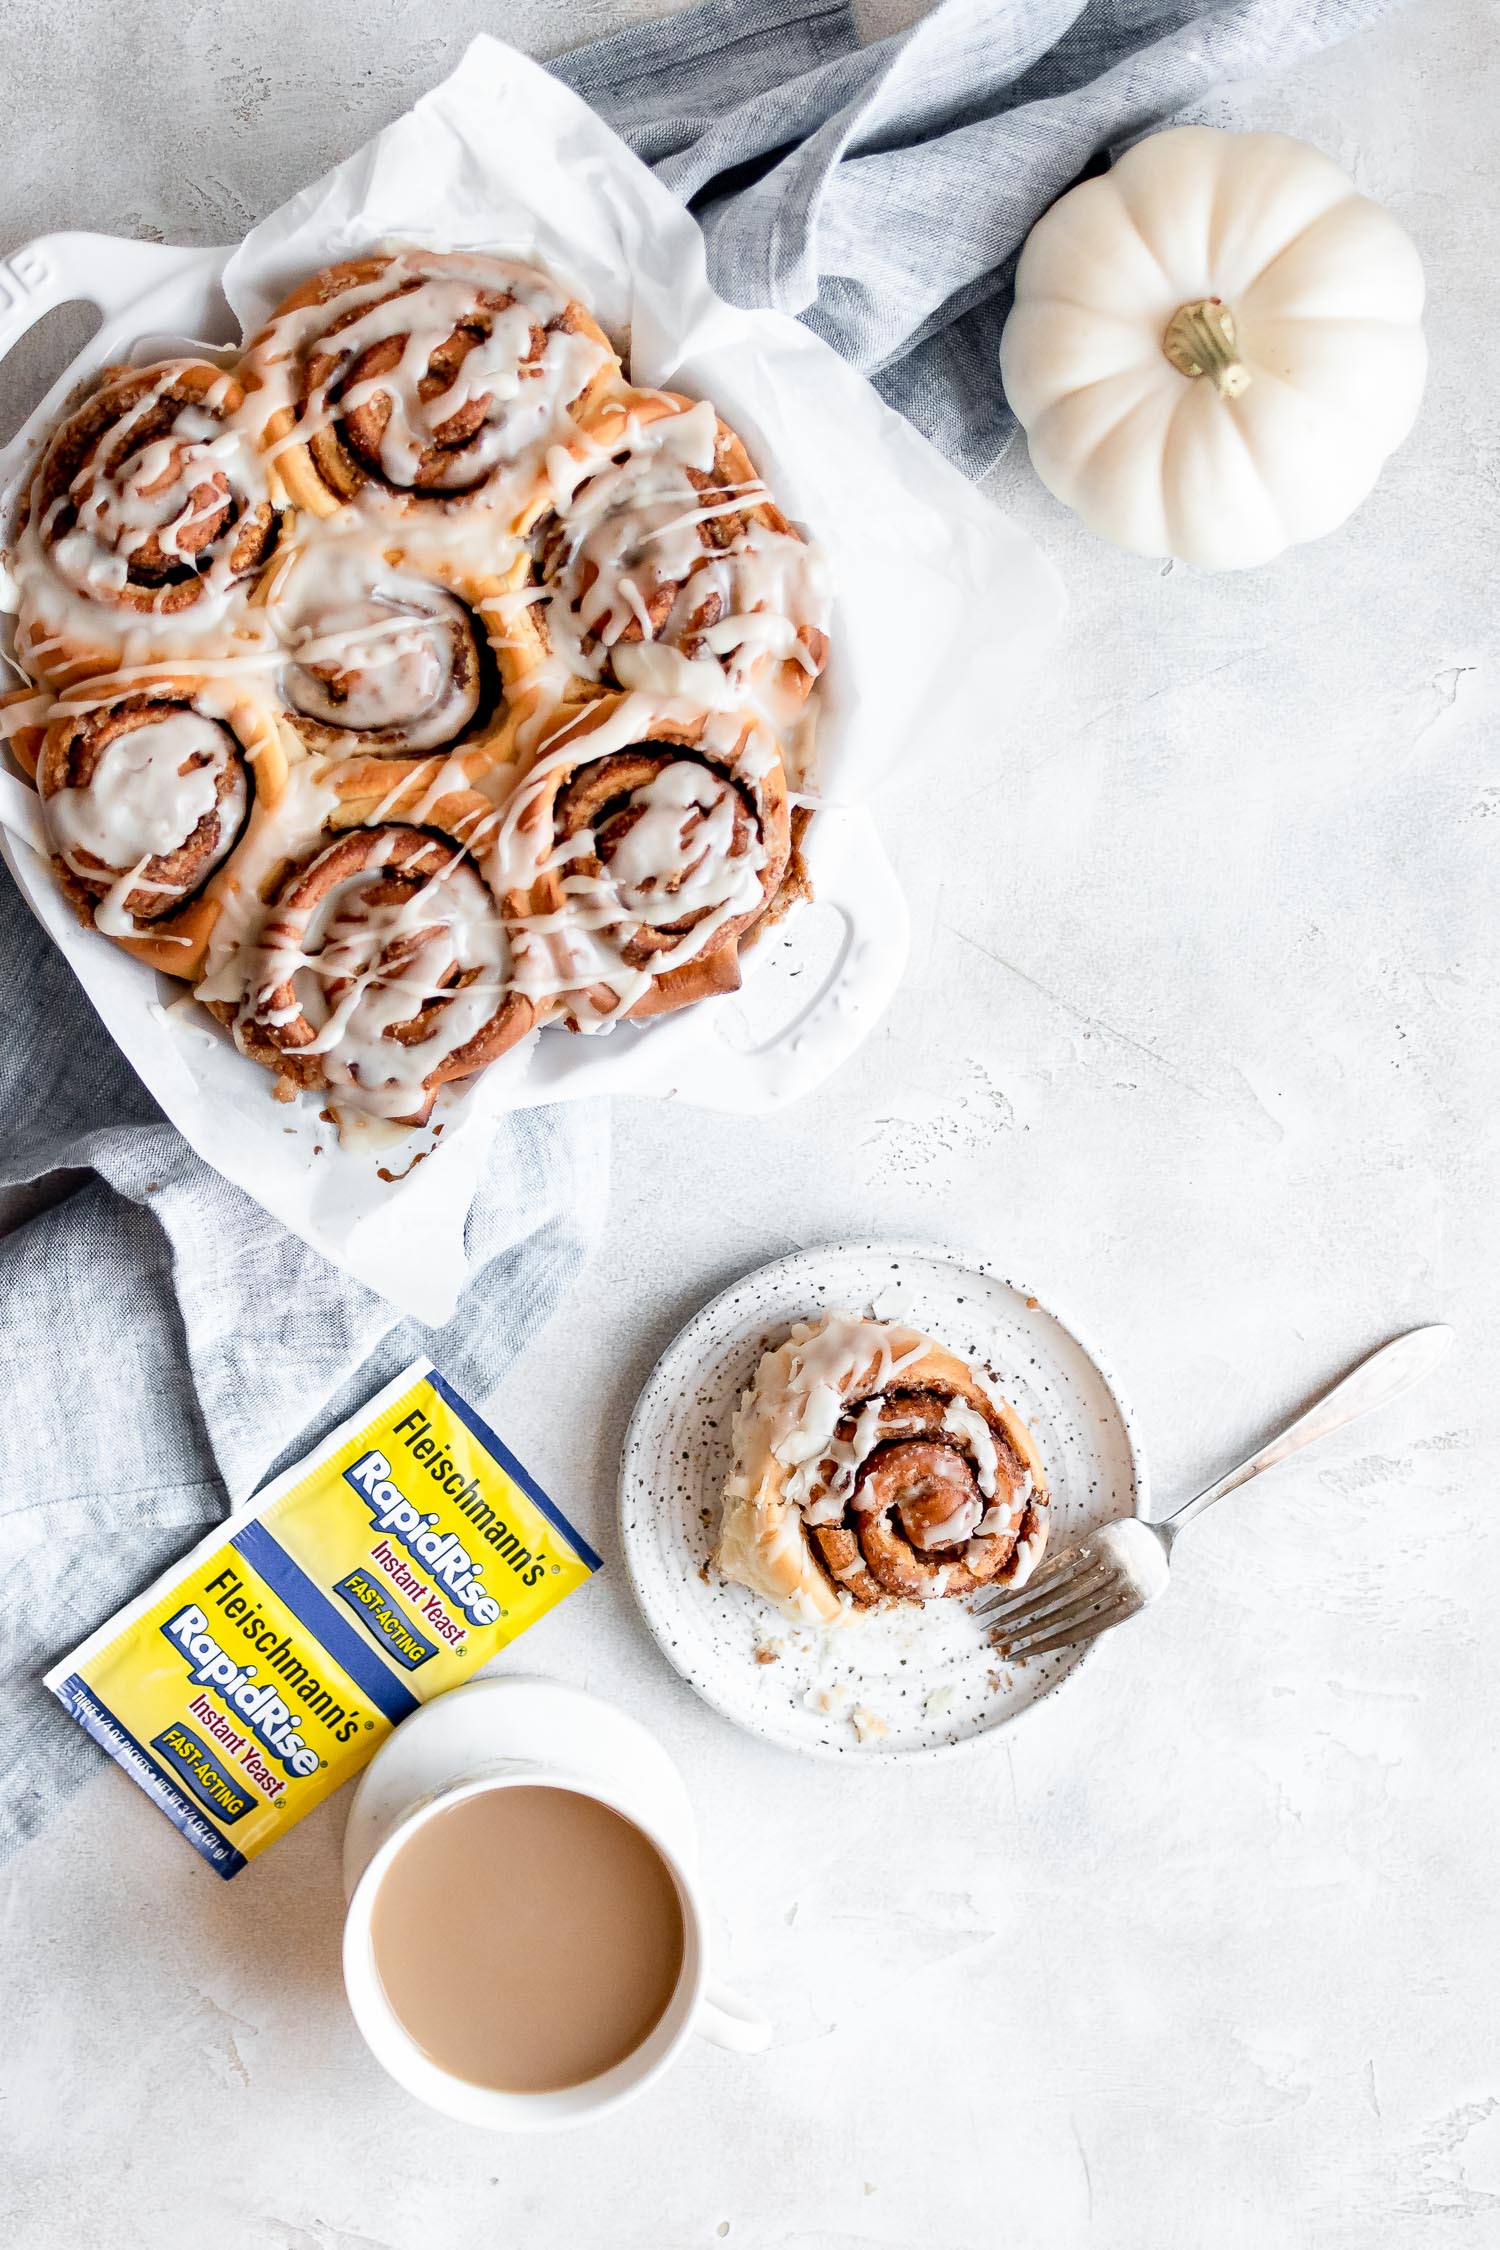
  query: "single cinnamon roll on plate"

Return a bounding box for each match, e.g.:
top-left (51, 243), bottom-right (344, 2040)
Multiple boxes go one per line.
top-left (718, 1312), bottom-right (1050, 1626)
top-left (11, 358), bottom-right (281, 687)
top-left (493, 693), bottom-right (793, 1026)
top-left (31, 671), bottom-right (290, 978)
top-left (620, 1244), bottom-right (1141, 1757)
top-left (503, 390), bottom-right (830, 721)
top-left (241, 249), bottom-right (621, 596)
top-left (203, 758), bottom-right (534, 1123)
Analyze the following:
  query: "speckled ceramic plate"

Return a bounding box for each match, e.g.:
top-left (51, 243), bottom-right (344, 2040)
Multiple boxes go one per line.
top-left (619, 1242), bottom-right (1148, 1759)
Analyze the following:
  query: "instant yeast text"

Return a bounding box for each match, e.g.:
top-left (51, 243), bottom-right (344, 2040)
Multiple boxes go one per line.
top-left (46, 1363), bottom-right (599, 1877)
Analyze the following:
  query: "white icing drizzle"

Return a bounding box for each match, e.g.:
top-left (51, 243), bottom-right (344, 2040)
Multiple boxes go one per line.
top-left (243, 251), bottom-right (613, 561)
top-left (800, 1395), bottom-right (887, 1524)
top-left (290, 600), bottom-right (449, 730)
top-left (237, 830), bottom-right (511, 1120)
top-left (1004, 1481), bottom-right (1049, 1591)
top-left (941, 1399), bottom-right (1000, 1500)
top-left (0, 688), bottom-right (50, 740)
top-left (974, 1469), bottom-right (1031, 1543)
top-left (904, 1492), bottom-right (984, 1550)
top-left (10, 362), bottom-right (276, 670)
top-left (588, 759), bottom-right (752, 909)
top-left (742, 1313), bottom-right (930, 1515)
top-left (41, 710), bottom-right (244, 938)
top-left (532, 398), bottom-right (828, 722)
top-left (44, 712), bottom-right (225, 864)
top-left (609, 641), bottom-right (737, 704)
top-left (193, 760), bottom-right (344, 1003)
top-left (491, 693), bottom-right (778, 1028)
top-left (262, 536), bottom-right (485, 749)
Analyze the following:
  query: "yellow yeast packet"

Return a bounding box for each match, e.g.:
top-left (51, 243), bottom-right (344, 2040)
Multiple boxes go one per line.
top-left (46, 1360), bottom-right (599, 1878)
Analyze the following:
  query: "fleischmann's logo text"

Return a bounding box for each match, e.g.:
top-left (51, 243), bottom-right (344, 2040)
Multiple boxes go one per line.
top-left (160, 1567), bottom-right (365, 1778)
top-left (345, 1407), bottom-right (550, 1616)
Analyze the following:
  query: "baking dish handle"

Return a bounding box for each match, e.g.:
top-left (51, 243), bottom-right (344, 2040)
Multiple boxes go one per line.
top-left (0, 233), bottom-right (230, 363)
top-left (692, 802), bottom-right (909, 1114)
top-left (519, 804), bottom-right (910, 1113)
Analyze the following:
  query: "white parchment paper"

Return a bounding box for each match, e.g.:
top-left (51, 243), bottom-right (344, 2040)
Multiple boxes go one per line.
top-left (0, 35), bottom-right (1064, 1322)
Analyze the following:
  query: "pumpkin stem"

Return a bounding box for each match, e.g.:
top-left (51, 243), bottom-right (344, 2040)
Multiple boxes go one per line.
top-left (1163, 298), bottom-right (1252, 399)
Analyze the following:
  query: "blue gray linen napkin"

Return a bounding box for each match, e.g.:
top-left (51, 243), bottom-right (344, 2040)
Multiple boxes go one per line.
top-left (554, 0), bottom-right (1398, 476)
top-left (1, 0), bottom-right (1396, 1861)
top-left (0, 874), bottom-right (608, 1859)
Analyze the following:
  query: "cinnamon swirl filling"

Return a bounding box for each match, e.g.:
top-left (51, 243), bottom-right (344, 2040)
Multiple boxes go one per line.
top-left (246, 251), bottom-right (619, 529)
top-left (234, 824), bottom-right (530, 1122)
top-left (500, 708), bottom-right (791, 1025)
top-left (553, 747), bottom-right (762, 967)
top-left (39, 696), bottom-right (251, 935)
top-left (16, 361), bottom-right (279, 680)
top-left (268, 543), bottom-right (498, 756)
top-left (717, 1313), bottom-right (1051, 1624)
top-left (531, 398), bottom-right (829, 712)
top-left (800, 1387), bottom-right (1039, 1604)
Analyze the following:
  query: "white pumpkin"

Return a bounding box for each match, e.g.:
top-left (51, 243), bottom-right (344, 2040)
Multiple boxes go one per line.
top-left (999, 126), bottom-right (1426, 570)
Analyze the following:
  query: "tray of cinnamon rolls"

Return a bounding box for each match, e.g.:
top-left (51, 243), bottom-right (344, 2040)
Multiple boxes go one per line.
top-left (1, 245), bottom-right (848, 1130)
top-left (0, 42), bottom-right (1059, 1305)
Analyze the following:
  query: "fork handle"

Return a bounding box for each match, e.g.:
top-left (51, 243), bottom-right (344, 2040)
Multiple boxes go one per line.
top-left (1161, 1324), bottom-right (1453, 1537)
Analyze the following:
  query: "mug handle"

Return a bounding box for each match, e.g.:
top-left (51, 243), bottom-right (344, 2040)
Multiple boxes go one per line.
top-left (695, 1979), bottom-right (772, 2055)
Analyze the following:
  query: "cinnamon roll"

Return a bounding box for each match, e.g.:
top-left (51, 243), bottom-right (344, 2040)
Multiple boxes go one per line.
top-left (256, 535), bottom-right (518, 765)
top-left (717, 1314), bottom-right (1050, 1625)
top-left (205, 760), bottom-right (533, 1123)
top-left (495, 695), bottom-right (792, 1025)
top-left (33, 674), bottom-right (289, 977)
top-left (241, 251), bottom-right (621, 593)
top-left (505, 392), bottom-right (829, 719)
top-left (11, 360), bottom-right (280, 687)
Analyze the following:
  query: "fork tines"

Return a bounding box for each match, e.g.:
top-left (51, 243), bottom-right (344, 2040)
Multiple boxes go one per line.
top-left (974, 1543), bottom-right (1119, 1661)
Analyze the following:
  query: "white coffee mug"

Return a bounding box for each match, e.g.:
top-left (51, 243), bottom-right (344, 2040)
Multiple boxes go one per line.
top-left (342, 1674), bottom-right (769, 2129)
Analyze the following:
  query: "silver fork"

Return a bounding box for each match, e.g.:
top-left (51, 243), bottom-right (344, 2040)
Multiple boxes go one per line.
top-left (973, 1324), bottom-right (1453, 1662)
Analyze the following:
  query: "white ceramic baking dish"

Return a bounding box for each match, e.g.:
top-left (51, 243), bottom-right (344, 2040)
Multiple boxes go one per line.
top-left (0, 231), bottom-right (911, 1118)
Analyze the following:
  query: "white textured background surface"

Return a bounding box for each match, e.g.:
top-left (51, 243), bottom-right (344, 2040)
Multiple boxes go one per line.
top-left (2, 3), bottom-right (1497, 2245)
